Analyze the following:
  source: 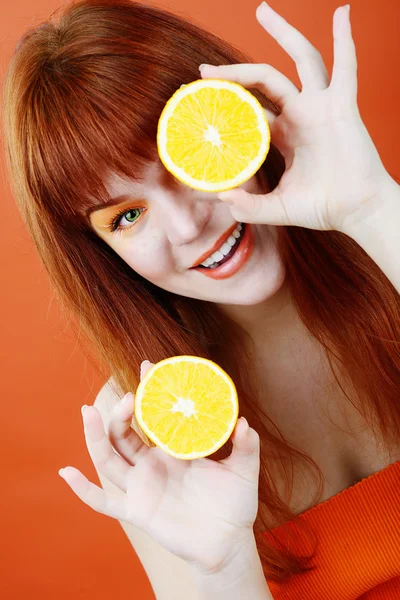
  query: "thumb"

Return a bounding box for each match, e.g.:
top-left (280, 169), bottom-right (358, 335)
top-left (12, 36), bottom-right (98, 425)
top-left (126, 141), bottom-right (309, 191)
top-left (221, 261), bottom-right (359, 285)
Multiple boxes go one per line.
top-left (217, 186), bottom-right (289, 226)
top-left (220, 417), bottom-right (260, 483)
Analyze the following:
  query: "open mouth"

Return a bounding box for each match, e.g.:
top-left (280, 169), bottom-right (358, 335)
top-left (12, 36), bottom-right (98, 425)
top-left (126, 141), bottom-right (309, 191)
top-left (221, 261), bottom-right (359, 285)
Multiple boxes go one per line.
top-left (190, 223), bottom-right (245, 270)
top-left (191, 222), bottom-right (253, 280)
top-left (202, 223), bottom-right (245, 269)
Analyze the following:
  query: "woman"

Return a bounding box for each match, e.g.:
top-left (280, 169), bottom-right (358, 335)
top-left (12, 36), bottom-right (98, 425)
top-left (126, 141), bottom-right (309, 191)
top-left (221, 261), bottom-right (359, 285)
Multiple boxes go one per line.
top-left (2, 0), bottom-right (399, 598)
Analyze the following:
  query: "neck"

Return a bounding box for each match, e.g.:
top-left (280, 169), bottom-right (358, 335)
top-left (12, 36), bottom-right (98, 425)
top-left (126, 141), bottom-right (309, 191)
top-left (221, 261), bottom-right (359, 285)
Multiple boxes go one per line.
top-left (219, 278), bottom-right (343, 433)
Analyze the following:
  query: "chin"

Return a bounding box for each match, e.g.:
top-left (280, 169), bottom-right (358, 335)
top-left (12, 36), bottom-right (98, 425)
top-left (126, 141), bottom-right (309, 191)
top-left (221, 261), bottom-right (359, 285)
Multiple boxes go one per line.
top-left (222, 266), bottom-right (287, 306)
top-left (225, 238), bottom-right (287, 304)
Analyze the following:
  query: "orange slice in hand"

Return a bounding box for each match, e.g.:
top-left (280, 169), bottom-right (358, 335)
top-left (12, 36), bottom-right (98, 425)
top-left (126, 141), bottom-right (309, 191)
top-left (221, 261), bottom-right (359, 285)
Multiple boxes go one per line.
top-left (134, 355), bottom-right (239, 460)
top-left (157, 78), bottom-right (271, 193)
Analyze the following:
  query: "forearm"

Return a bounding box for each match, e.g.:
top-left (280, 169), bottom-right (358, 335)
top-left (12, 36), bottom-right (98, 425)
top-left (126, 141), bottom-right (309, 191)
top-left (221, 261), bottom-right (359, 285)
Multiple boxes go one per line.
top-left (189, 531), bottom-right (273, 600)
top-left (340, 175), bottom-right (400, 294)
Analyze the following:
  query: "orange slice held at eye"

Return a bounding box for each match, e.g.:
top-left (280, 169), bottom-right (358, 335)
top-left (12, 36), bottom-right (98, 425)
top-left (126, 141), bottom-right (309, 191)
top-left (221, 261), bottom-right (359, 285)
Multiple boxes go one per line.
top-left (134, 356), bottom-right (239, 460)
top-left (157, 78), bottom-right (271, 192)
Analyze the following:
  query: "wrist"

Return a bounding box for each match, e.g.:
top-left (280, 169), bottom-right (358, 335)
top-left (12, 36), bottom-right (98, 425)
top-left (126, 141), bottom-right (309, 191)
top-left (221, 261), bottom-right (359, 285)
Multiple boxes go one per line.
top-left (337, 173), bottom-right (400, 294)
top-left (188, 529), bottom-right (272, 600)
top-left (339, 174), bottom-right (400, 238)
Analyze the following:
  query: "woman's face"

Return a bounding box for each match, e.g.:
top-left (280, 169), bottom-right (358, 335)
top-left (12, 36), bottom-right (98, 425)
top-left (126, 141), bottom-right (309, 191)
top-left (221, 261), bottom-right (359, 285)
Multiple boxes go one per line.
top-left (89, 159), bottom-right (286, 306)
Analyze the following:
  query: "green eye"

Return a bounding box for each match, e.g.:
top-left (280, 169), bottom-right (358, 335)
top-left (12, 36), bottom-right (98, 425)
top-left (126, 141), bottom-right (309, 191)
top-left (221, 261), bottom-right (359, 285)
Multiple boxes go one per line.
top-left (125, 209), bottom-right (140, 222)
top-left (109, 207), bottom-right (145, 233)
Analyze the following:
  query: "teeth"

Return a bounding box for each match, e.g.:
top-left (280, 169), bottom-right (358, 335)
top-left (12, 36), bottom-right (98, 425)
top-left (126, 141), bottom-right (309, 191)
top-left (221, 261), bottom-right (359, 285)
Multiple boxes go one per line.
top-left (220, 242), bottom-right (232, 256)
top-left (202, 256), bottom-right (214, 267)
top-left (200, 223), bottom-right (243, 267)
top-left (211, 250), bottom-right (224, 262)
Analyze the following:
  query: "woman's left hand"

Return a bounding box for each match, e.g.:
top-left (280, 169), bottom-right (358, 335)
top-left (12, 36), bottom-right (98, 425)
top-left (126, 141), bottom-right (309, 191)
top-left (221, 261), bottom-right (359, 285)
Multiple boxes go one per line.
top-left (199, 2), bottom-right (391, 234)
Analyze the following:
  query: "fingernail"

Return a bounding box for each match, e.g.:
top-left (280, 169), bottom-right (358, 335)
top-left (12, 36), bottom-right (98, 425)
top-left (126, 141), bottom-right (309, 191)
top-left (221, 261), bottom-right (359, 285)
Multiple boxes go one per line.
top-left (199, 64), bottom-right (209, 71)
top-left (120, 392), bottom-right (133, 406)
top-left (81, 405), bottom-right (89, 417)
top-left (217, 192), bottom-right (235, 205)
top-left (141, 360), bottom-right (151, 367)
top-left (58, 467), bottom-right (73, 480)
top-left (241, 417), bottom-right (249, 432)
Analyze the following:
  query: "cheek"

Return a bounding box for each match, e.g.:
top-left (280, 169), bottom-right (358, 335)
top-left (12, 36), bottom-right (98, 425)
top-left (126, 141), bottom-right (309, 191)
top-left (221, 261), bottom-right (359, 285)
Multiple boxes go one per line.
top-left (119, 244), bottom-right (171, 281)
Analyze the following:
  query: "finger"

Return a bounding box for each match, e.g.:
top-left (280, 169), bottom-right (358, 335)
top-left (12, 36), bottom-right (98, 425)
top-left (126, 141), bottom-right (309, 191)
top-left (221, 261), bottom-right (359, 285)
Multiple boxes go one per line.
top-left (108, 361), bottom-right (155, 464)
top-left (108, 391), bottom-right (149, 465)
top-left (217, 185), bottom-right (290, 226)
top-left (140, 360), bottom-right (154, 380)
top-left (200, 63), bottom-right (299, 113)
top-left (330, 6), bottom-right (357, 100)
top-left (219, 418), bottom-right (260, 484)
top-left (59, 466), bottom-right (129, 521)
top-left (255, 2), bottom-right (330, 91)
top-left (82, 405), bottom-right (131, 492)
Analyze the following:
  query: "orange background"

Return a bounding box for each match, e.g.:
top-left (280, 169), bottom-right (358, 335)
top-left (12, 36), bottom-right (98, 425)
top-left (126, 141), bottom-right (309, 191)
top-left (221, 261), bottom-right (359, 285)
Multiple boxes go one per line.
top-left (1, 1), bottom-right (398, 597)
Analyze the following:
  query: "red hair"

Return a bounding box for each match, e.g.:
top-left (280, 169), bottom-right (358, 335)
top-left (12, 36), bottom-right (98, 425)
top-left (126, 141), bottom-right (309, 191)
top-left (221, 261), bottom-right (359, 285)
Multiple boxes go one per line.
top-left (2, 0), bottom-right (400, 582)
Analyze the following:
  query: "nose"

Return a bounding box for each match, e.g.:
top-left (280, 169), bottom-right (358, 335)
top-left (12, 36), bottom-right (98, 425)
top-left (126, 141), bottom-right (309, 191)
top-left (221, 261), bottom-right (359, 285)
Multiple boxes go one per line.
top-left (158, 192), bottom-right (214, 247)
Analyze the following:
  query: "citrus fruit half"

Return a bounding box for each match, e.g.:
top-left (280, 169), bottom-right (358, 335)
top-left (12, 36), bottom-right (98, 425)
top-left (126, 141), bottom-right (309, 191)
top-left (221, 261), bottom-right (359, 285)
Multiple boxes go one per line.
top-left (134, 355), bottom-right (239, 460)
top-left (157, 78), bottom-right (271, 193)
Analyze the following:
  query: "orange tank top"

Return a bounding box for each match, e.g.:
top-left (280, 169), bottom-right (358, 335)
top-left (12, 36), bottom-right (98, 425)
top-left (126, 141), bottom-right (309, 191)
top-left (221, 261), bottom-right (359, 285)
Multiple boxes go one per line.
top-left (263, 460), bottom-right (400, 599)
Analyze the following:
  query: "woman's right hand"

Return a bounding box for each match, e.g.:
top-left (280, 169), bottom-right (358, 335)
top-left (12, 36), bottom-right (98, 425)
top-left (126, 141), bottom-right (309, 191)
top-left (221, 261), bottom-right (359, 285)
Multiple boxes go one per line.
top-left (59, 361), bottom-right (261, 575)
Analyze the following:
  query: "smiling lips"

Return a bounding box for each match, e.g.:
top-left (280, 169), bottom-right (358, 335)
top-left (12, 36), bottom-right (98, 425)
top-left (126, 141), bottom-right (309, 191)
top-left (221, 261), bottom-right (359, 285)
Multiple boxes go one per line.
top-left (191, 222), bottom-right (254, 280)
top-left (190, 222), bottom-right (240, 268)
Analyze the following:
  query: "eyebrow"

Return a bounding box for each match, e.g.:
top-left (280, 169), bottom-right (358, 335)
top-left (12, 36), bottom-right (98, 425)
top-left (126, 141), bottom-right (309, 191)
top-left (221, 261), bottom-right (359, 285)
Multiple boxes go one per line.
top-left (86, 195), bottom-right (130, 218)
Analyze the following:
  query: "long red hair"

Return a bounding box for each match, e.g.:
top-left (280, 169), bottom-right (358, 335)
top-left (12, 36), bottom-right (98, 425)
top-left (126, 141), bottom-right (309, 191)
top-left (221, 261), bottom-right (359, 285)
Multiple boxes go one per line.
top-left (2, 0), bottom-right (400, 582)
